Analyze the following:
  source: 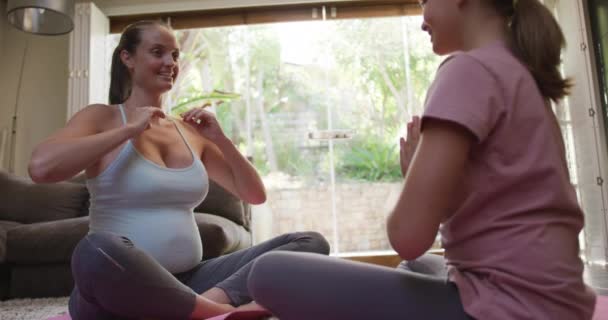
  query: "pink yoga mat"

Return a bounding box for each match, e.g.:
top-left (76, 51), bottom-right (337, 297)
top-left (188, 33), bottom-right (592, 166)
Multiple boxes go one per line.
top-left (45, 296), bottom-right (608, 320)
top-left (206, 309), bottom-right (272, 320)
top-left (594, 295), bottom-right (608, 320)
top-left (44, 315), bottom-right (70, 320)
top-left (45, 309), bottom-right (272, 320)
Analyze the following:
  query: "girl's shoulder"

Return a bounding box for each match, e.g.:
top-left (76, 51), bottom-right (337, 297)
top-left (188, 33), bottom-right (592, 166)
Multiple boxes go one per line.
top-left (436, 43), bottom-right (529, 91)
top-left (434, 52), bottom-right (497, 87)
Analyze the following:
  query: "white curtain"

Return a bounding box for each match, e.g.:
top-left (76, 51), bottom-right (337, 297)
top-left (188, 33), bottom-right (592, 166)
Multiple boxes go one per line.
top-left (550, 0), bottom-right (608, 265)
top-left (68, 2), bottom-right (110, 119)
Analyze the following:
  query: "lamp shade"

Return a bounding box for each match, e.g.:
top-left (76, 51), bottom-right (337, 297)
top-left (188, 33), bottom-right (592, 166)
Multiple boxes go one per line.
top-left (6, 0), bottom-right (75, 35)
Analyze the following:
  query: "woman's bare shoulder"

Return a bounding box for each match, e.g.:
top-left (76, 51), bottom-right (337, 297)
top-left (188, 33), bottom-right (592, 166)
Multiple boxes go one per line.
top-left (67, 104), bottom-right (120, 131)
top-left (171, 116), bottom-right (207, 145)
top-left (171, 116), bottom-right (195, 133)
top-left (76, 103), bottom-right (116, 117)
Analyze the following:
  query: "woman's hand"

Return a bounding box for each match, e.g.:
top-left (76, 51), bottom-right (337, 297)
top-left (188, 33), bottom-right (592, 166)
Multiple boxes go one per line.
top-left (181, 105), bottom-right (227, 143)
top-left (128, 107), bottom-right (166, 136)
top-left (400, 116), bottom-right (421, 177)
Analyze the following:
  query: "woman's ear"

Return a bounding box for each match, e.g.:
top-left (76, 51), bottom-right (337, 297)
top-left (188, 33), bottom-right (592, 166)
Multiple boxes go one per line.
top-left (119, 49), bottom-right (134, 70)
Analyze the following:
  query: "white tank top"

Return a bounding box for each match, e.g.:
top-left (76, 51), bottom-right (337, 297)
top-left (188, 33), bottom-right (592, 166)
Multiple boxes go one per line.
top-left (87, 104), bottom-right (209, 273)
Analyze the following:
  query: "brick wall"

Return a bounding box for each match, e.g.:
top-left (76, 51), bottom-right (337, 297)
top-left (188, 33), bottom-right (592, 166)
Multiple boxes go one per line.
top-left (253, 182), bottom-right (404, 253)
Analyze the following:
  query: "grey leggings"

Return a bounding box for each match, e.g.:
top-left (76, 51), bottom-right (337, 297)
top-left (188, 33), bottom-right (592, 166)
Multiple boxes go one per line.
top-left (248, 252), bottom-right (474, 320)
top-left (68, 231), bottom-right (329, 320)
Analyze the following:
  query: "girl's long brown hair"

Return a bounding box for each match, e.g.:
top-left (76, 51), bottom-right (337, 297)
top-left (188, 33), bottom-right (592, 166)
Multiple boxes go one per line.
top-left (493, 0), bottom-right (571, 103)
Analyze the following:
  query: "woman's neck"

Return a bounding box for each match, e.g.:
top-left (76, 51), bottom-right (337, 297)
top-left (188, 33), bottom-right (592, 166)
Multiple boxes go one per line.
top-left (122, 89), bottom-right (164, 109)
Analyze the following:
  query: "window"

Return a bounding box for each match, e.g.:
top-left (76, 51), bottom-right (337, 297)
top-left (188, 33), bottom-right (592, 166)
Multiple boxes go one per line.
top-left (582, 0), bottom-right (608, 266)
top-left (110, 11), bottom-right (440, 255)
top-left (104, 0), bottom-right (602, 261)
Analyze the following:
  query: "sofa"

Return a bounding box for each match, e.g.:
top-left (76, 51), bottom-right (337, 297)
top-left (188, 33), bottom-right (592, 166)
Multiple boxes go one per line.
top-left (0, 169), bottom-right (252, 300)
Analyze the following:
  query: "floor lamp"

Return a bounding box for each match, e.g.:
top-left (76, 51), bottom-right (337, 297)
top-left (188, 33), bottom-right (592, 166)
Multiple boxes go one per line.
top-left (5, 0), bottom-right (74, 173)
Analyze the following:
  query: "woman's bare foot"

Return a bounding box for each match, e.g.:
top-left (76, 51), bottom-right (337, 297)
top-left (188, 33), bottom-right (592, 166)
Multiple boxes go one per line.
top-left (189, 295), bottom-right (235, 319)
top-left (201, 287), bottom-right (232, 304)
top-left (235, 301), bottom-right (267, 312)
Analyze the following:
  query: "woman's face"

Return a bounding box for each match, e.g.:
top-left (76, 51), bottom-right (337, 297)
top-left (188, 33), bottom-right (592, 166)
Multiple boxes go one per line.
top-left (124, 25), bottom-right (180, 94)
top-left (420, 0), bottom-right (464, 55)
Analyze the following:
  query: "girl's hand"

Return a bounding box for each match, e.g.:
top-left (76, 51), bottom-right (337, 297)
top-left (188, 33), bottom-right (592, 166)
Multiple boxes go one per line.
top-left (400, 116), bottom-right (421, 177)
top-left (181, 105), bottom-right (226, 143)
top-left (128, 107), bottom-right (166, 137)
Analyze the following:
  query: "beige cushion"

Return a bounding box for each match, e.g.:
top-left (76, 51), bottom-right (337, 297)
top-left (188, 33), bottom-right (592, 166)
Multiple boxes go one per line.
top-left (7, 214), bottom-right (249, 264)
top-left (7, 216), bottom-right (89, 264)
top-left (0, 220), bottom-right (21, 263)
top-left (195, 180), bottom-right (248, 230)
top-left (0, 170), bottom-right (89, 224)
top-left (195, 213), bottom-right (251, 259)
top-left (10, 264), bottom-right (74, 298)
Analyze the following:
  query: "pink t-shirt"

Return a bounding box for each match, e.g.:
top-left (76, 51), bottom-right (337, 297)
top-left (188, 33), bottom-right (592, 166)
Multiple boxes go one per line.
top-left (422, 42), bottom-right (597, 319)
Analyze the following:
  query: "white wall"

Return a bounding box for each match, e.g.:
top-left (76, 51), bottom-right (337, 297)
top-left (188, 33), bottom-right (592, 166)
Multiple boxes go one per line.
top-left (0, 0), bottom-right (5, 45)
top-left (0, 0), bottom-right (345, 177)
top-left (0, 4), bottom-right (69, 177)
top-left (0, 0), bottom-right (8, 170)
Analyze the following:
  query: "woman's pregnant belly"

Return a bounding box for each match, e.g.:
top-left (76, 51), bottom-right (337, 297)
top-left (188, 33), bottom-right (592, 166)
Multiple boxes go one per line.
top-left (89, 209), bottom-right (203, 274)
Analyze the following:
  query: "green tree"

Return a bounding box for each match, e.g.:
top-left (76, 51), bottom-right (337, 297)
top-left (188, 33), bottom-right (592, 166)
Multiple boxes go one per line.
top-left (154, 16), bottom-right (441, 182)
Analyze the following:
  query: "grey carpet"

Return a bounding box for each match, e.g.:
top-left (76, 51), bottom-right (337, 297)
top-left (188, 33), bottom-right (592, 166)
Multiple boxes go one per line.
top-left (0, 297), bottom-right (68, 320)
top-left (0, 297), bottom-right (280, 319)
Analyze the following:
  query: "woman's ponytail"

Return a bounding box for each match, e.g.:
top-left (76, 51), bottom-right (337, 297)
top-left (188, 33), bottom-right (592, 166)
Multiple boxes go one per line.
top-left (109, 46), bottom-right (131, 104)
top-left (108, 20), bottom-right (172, 105)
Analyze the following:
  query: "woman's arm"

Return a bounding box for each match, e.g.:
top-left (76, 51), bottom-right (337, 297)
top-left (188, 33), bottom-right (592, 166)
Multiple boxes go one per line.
top-left (387, 119), bottom-right (474, 261)
top-left (201, 136), bottom-right (266, 205)
top-left (181, 108), bottom-right (266, 205)
top-left (29, 105), bottom-right (164, 183)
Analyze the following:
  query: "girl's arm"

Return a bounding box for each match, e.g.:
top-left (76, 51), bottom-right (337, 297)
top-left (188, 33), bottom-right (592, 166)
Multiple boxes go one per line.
top-left (387, 119), bottom-right (474, 260)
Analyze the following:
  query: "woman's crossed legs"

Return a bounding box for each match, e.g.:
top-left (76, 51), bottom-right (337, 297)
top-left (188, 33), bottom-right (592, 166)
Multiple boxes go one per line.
top-left (69, 231), bottom-right (329, 320)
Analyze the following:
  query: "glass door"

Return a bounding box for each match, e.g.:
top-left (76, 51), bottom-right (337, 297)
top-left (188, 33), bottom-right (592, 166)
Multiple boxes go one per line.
top-left (241, 13), bottom-right (441, 255)
top-left (111, 11), bottom-right (442, 256)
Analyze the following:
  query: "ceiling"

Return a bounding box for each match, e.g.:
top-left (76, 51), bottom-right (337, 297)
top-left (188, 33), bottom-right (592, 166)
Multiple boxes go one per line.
top-left (87, 0), bottom-right (359, 16)
top-left (86, 0), bottom-right (419, 16)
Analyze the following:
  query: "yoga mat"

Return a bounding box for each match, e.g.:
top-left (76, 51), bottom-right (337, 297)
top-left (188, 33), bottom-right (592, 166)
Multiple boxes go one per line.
top-left (45, 309), bottom-right (272, 320)
top-left (594, 295), bottom-right (608, 320)
top-left (45, 296), bottom-right (608, 320)
top-left (207, 309), bottom-right (272, 320)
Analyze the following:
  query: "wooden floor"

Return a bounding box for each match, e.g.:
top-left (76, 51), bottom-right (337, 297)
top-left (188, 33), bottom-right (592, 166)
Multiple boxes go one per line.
top-left (342, 253), bottom-right (608, 297)
top-left (342, 253), bottom-right (403, 268)
top-left (338, 249), bottom-right (444, 268)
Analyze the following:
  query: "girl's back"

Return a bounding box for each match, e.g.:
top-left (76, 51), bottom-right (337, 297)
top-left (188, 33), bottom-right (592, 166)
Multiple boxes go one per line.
top-left (423, 41), bottom-right (596, 319)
